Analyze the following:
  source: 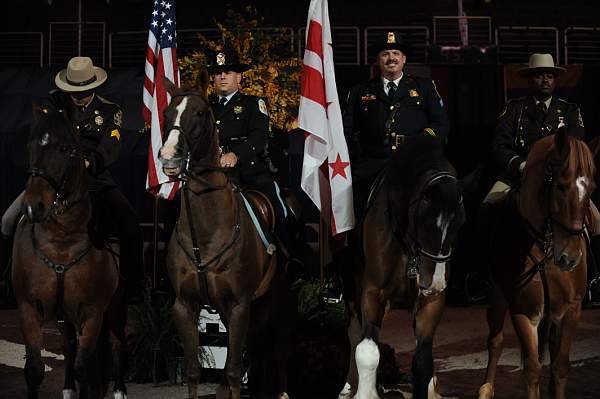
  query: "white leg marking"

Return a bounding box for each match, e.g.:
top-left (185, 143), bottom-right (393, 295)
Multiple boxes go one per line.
top-left (160, 96), bottom-right (188, 160)
top-left (354, 338), bottom-right (380, 399)
top-left (576, 176), bottom-right (589, 203)
top-left (422, 262), bottom-right (447, 296)
top-left (338, 382), bottom-right (352, 398)
top-left (278, 393), bottom-right (289, 399)
top-left (428, 375), bottom-right (442, 399)
top-left (62, 389), bottom-right (77, 399)
top-left (113, 390), bottom-right (127, 399)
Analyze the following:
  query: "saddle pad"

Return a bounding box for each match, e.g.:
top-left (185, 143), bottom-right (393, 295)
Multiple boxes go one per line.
top-left (239, 191), bottom-right (275, 254)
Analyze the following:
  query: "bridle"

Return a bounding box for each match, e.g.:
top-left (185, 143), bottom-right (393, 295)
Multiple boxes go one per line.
top-left (26, 136), bottom-right (83, 216)
top-left (389, 170), bottom-right (460, 278)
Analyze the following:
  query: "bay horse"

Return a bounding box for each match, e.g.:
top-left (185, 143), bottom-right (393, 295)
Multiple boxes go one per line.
top-left (158, 77), bottom-right (291, 399)
top-left (478, 129), bottom-right (598, 399)
top-left (339, 135), bottom-right (465, 399)
top-left (12, 107), bottom-right (127, 399)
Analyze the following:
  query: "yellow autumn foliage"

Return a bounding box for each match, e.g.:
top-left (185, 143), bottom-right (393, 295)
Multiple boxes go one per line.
top-left (179, 7), bottom-right (302, 132)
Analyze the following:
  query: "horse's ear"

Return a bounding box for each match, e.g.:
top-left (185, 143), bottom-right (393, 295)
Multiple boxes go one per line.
top-left (554, 125), bottom-right (570, 161)
top-left (163, 77), bottom-right (177, 96)
top-left (587, 136), bottom-right (600, 159)
top-left (198, 67), bottom-right (210, 99)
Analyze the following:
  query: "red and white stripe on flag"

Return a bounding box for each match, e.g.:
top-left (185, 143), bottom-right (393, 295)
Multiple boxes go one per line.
top-left (143, 0), bottom-right (180, 199)
top-left (299, 0), bottom-right (355, 235)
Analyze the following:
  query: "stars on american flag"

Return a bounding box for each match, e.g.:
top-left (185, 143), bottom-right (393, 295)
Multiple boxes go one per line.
top-left (150, 1), bottom-right (176, 46)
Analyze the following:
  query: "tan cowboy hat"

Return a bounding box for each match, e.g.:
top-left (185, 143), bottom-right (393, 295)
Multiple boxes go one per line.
top-left (518, 53), bottom-right (566, 76)
top-left (55, 56), bottom-right (107, 92)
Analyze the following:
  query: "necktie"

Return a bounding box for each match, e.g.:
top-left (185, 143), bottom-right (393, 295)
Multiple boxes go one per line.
top-left (387, 81), bottom-right (397, 99)
top-left (219, 97), bottom-right (227, 106)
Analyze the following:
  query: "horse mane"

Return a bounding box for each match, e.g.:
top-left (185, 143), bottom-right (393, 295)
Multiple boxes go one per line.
top-left (386, 134), bottom-right (449, 191)
top-left (524, 134), bottom-right (596, 182)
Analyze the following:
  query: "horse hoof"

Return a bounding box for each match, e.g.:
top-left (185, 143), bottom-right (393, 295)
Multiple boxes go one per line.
top-left (338, 382), bottom-right (352, 398)
top-left (62, 389), bottom-right (76, 399)
top-left (478, 382), bottom-right (494, 399)
top-left (428, 376), bottom-right (442, 399)
top-left (113, 390), bottom-right (127, 399)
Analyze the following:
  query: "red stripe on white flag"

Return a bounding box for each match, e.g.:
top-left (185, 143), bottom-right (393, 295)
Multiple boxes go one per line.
top-left (299, 0), bottom-right (354, 235)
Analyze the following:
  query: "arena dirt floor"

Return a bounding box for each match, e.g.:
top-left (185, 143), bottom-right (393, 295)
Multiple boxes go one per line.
top-left (1, 306), bottom-right (599, 398)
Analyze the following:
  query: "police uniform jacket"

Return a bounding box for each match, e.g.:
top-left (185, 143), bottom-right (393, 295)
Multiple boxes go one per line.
top-left (209, 91), bottom-right (272, 184)
top-left (343, 74), bottom-right (449, 179)
top-left (48, 90), bottom-right (123, 192)
top-left (493, 95), bottom-right (584, 183)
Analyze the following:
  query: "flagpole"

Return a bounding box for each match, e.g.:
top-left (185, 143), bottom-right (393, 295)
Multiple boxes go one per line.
top-left (319, 214), bottom-right (326, 288)
top-left (152, 195), bottom-right (159, 289)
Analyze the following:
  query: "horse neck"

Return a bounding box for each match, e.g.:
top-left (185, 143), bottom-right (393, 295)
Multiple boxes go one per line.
top-left (182, 171), bottom-right (236, 237)
top-left (38, 193), bottom-right (91, 243)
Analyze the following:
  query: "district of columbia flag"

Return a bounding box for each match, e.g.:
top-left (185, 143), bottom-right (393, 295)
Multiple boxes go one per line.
top-left (299, 0), bottom-right (355, 235)
top-left (143, 0), bottom-right (180, 199)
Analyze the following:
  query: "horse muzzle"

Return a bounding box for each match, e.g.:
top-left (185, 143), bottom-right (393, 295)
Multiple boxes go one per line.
top-left (158, 150), bottom-right (184, 177)
top-left (554, 247), bottom-right (582, 271)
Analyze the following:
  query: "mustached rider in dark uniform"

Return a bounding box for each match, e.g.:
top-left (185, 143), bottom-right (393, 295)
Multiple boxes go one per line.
top-left (1, 57), bottom-right (144, 304)
top-left (343, 31), bottom-right (449, 218)
top-left (206, 48), bottom-right (296, 261)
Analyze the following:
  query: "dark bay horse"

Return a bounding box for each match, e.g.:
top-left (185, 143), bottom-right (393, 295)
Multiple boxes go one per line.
top-left (340, 135), bottom-right (465, 399)
top-left (12, 108), bottom-right (127, 399)
top-left (158, 78), bottom-right (291, 399)
top-left (478, 130), bottom-right (598, 399)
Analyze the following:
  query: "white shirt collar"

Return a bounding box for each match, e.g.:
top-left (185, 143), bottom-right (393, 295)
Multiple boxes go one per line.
top-left (534, 96), bottom-right (552, 109)
top-left (219, 90), bottom-right (238, 105)
top-left (382, 73), bottom-right (403, 94)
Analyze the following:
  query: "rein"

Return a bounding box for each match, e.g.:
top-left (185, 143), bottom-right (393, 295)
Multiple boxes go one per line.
top-left (389, 170), bottom-right (457, 278)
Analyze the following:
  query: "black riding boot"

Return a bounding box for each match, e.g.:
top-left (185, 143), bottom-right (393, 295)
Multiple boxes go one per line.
top-left (587, 235), bottom-right (600, 306)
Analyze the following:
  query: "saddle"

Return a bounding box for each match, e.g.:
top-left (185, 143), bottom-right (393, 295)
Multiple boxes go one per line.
top-left (244, 189), bottom-right (275, 232)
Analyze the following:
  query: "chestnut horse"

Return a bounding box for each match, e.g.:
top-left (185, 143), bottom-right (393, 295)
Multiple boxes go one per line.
top-left (340, 135), bottom-right (465, 399)
top-left (12, 108), bottom-right (127, 399)
top-left (478, 130), bottom-right (598, 399)
top-left (158, 78), bottom-right (291, 399)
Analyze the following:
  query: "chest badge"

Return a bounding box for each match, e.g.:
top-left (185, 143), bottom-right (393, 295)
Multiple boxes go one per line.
top-left (409, 89), bottom-right (419, 97)
top-left (95, 115), bottom-right (104, 126)
top-left (234, 105), bottom-right (243, 114)
top-left (361, 94), bottom-right (377, 102)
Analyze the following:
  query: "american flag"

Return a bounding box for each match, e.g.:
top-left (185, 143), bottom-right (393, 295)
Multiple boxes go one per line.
top-left (143, 0), bottom-right (180, 199)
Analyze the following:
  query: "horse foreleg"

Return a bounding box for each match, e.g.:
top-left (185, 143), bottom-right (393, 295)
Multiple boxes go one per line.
top-left (108, 303), bottom-right (128, 399)
top-left (74, 311), bottom-right (104, 399)
top-left (412, 292), bottom-right (445, 399)
top-left (223, 299), bottom-right (250, 399)
top-left (62, 323), bottom-right (78, 399)
top-left (511, 312), bottom-right (542, 399)
top-left (479, 285), bottom-right (508, 399)
top-left (548, 301), bottom-right (581, 399)
top-left (18, 303), bottom-right (45, 399)
top-left (172, 298), bottom-right (200, 399)
top-left (339, 299), bottom-right (361, 399)
top-left (353, 286), bottom-right (385, 399)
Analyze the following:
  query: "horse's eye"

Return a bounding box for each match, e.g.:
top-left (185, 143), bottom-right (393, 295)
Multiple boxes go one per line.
top-left (196, 110), bottom-right (204, 117)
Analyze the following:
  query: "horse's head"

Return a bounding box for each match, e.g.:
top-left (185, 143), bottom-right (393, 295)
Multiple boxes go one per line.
top-left (388, 135), bottom-right (466, 295)
top-left (22, 106), bottom-right (84, 223)
top-left (159, 71), bottom-right (218, 178)
top-left (522, 128), bottom-right (596, 270)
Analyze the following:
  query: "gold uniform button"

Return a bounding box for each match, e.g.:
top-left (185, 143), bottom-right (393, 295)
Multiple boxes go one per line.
top-left (391, 132), bottom-right (396, 137)
top-left (216, 120), bottom-right (221, 125)
top-left (391, 145), bottom-right (397, 150)
top-left (389, 105), bottom-right (394, 110)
